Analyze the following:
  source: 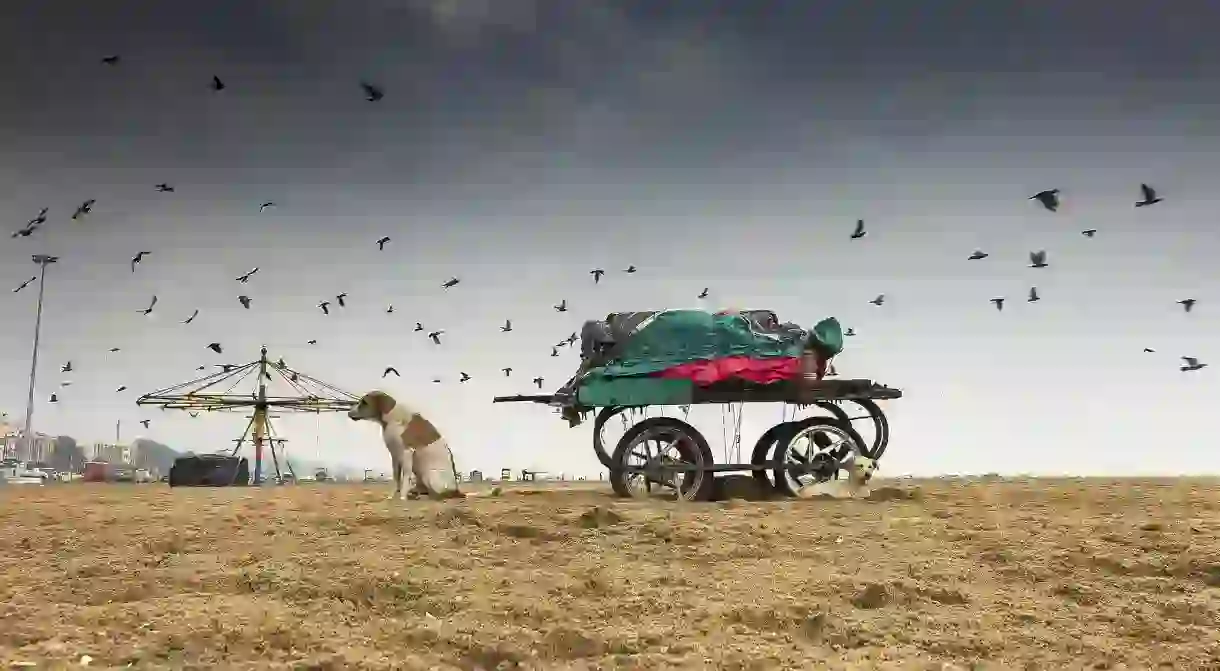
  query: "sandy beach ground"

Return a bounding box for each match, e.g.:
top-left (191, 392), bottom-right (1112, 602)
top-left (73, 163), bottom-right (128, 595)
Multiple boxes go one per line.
top-left (1, 478), bottom-right (1219, 670)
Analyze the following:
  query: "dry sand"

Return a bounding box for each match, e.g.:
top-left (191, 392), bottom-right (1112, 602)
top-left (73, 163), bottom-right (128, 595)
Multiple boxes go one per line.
top-left (2, 478), bottom-right (1219, 670)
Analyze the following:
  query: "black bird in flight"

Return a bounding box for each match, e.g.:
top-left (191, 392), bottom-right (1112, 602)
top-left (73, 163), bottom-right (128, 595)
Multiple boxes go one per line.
top-left (131, 251), bottom-right (151, 272)
top-left (501, 320), bottom-right (512, 332)
top-left (850, 219), bottom-right (866, 240)
top-left (189, 412), bottom-right (199, 418)
top-left (207, 342), bottom-right (223, 354)
top-left (1027, 287), bottom-right (1040, 303)
top-left (414, 322), bottom-right (424, 332)
top-left (990, 297), bottom-right (1005, 312)
top-left (1143, 348), bottom-right (1156, 353)
top-left (1181, 356), bottom-right (1207, 372)
top-left (61, 361), bottom-right (73, 373)
top-left (968, 250), bottom-right (989, 261)
top-left (376, 236), bottom-right (391, 250)
top-left (428, 330), bottom-right (444, 345)
top-left (502, 367), bottom-right (512, 377)
top-left (698, 288), bottom-right (709, 299)
top-left (12, 276), bottom-right (36, 293)
top-left (1179, 299), bottom-right (1196, 313)
top-left (317, 301), bottom-right (330, 315)
top-left (624, 265), bottom-right (637, 274)
top-left (459, 372), bottom-right (471, 383)
top-left (1081, 229), bottom-right (1097, 238)
top-left (551, 347), bottom-right (559, 357)
top-left (140, 419), bottom-right (150, 429)
top-left (1135, 183), bottom-right (1163, 207)
top-left (386, 305), bottom-right (394, 314)
top-left (48, 393), bottom-right (58, 403)
top-left (196, 366), bottom-right (206, 371)
top-left (532, 376), bottom-right (544, 389)
top-left (442, 277), bottom-right (460, 289)
top-left (1030, 189), bottom-right (1060, 212)
top-left (139, 295), bottom-right (158, 315)
top-left (566, 332), bottom-right (577, 345)
top-left (155, 183), bottom-right (174, 192)
top-left (335, 293), bottom-right (347, 308)
top-left (109, 347), bottom-right (120, 352)
top-left (554, 300), bottom-right (567, 312)
top-left (1029, 250), bottom-right (1048, 268)
top-left (236, 267), bottom-right (259, 283)
top-left (382, 367), bottom-right (400, 378)
top-left (870, 295), bottom-right (885, 306)
top-left (361, 81), bottom-right (384, 102)
top-left (590, 269), bottom-right (605, 284)
top-left (182, 309), bottom-right (199, 324)
top-left (115, 386), bottom-right (127, 393)
top-left (260, 202), bottom-right (275, 213)
top-left (238, 295), bottom-right (252, 309)
top-left (101, 55), bottom-right (120, 65)
top-left (307, 339), bottom-right (317, 345)
top-left (432, 377), bottom-right (442, 384)
top-left (14, 207), bottom-right (48, 237)
top-left (211, 75), bottom-right (225, 91)
top-left (72, 199), bottom-right (95, 220)
top-left (845, 328), bottom-right (856, 337)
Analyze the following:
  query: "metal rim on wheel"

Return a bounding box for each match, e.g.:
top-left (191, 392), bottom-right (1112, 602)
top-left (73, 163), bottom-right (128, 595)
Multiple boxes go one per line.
top-left (618, 428), bottom-right (704, 500)
top-left (772, 420), bottom-right (864, 497)
top-left (610, 417), bottom-right (715, 501)
top-left (593, 406), bottom-right (631, 469)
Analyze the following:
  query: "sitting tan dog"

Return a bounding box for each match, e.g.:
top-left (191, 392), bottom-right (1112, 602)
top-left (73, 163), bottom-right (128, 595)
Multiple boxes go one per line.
top-left (796, 455), bottom-right (877, 499)
top-left (348, 390), bottom-right (461, 500)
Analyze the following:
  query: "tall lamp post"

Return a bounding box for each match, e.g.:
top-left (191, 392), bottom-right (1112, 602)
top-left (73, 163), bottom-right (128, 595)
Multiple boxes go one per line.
top-left (21, 254), bottom-right (58, 462)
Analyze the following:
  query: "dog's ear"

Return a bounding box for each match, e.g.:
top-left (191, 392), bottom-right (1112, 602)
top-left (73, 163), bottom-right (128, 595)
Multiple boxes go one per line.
top-left (369, 391), bottom-right (396, 416)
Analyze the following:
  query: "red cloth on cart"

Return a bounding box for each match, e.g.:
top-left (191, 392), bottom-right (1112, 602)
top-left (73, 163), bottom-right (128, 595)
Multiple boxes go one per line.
top-left (656, 355), bottom-right (808, 386)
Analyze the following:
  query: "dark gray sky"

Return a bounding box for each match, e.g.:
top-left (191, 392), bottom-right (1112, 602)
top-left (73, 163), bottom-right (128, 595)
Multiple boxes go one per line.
top-left (1, 0), bottom-right (1217, 476)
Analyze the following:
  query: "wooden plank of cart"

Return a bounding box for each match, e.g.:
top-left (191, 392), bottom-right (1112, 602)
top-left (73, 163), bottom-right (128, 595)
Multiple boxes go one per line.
top-left (494, 375), bottom-right (903, 502)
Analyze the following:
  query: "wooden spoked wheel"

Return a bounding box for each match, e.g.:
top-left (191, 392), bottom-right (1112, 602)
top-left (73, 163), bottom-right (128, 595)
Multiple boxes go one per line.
top-left (609, 417), bottom-right (716, 502)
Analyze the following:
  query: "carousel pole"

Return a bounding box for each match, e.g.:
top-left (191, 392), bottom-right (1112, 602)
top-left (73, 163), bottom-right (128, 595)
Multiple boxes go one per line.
top-left (20, 254), bottom-right (58, 462)
top-left (252, 346), bottom-right (269, 484)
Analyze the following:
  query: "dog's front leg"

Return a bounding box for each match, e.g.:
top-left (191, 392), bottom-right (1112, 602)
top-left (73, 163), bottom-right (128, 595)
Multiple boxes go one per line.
top-left (388, 449), bottom-right (403, 501)
top-left (400, 448), bottom-right (415, 501)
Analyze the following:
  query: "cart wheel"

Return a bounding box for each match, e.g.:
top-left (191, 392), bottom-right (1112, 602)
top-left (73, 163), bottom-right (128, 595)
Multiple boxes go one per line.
top-left (771, 418), bottom-right (867, 498)
top-left (750, 417), bottom-right (836, 493)
top-left (821, 399), bottom-right (889, 459)
top-left (851, 398), bottom-right (891, 459)
top-left (592, 406), bottom-right (631, 469)
top-left (610, 417), bottom-right (716, 502)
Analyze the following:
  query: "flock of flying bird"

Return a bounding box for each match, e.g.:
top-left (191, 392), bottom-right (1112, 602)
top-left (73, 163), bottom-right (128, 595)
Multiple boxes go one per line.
top-left (4, 56), bottom-right (1212, 431)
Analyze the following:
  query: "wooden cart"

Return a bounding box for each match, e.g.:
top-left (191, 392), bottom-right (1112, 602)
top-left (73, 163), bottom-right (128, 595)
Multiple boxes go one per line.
top-left (494, 376), bottom-right (902, 502)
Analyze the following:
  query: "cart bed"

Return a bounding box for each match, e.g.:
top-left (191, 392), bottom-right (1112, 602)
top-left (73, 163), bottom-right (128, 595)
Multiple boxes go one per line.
top-left (494, 377), bottom-right (902, 408)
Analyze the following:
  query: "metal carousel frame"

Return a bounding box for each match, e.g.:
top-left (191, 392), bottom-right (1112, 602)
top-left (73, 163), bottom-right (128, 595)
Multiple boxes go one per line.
top-left (136, 347), bottom-right (357, 484)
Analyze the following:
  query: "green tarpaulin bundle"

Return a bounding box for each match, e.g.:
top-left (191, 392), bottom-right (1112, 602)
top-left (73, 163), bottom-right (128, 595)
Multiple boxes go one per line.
top-left (590, 309), bottom-right (843, 379)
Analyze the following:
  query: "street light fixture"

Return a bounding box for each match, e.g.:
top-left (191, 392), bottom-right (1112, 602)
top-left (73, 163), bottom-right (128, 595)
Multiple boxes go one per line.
top-left (20, 254), bottom-right (58, 462)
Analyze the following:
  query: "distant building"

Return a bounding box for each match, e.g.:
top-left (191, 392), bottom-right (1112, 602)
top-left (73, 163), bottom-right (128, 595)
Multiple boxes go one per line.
top-left (2, 431), bottom-right (56, 464)
top-left (469, 470), bottom-right (483, 482)
top-left (500, 468), bottom-right (512, 481)
top-left (90, 442), bottom-right (131, 465)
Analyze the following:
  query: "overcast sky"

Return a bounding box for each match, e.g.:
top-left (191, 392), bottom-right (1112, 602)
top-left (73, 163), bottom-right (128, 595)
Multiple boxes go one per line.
top-left (1, 0), bottom-right (1217, 478)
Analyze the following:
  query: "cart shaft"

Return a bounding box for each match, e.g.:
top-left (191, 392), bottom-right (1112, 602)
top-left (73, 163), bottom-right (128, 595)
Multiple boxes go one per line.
top-left (492, 394), bottom-right (557, 404)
